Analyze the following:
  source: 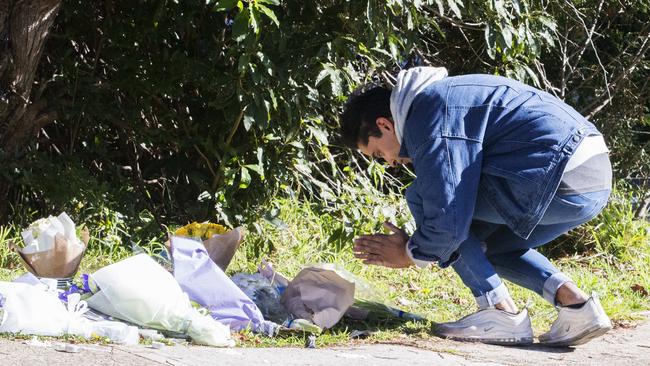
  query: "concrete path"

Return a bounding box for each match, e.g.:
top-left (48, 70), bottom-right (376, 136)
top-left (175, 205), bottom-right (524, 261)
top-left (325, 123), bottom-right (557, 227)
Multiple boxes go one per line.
top-left (1, 320), bottom-right (649, 366)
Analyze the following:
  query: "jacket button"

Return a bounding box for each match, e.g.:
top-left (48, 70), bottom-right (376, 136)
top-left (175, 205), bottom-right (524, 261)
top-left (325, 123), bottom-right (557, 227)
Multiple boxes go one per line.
top-left (573, 135), bottom-right (580, 142)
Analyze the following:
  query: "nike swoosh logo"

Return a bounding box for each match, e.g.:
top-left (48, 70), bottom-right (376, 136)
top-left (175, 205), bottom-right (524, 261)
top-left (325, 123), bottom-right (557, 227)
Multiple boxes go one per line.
top-left (484, 327), bottom-right (494, 332)
top-left (565, 325), bottom-right (571, 332)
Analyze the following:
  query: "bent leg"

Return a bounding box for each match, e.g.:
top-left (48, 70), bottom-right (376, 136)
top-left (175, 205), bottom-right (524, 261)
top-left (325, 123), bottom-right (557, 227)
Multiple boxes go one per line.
top-left (451, 232), bottom-right (511, 309)
top-left (487, 247), bottom-right (571, 304)
top-left (441, 228), bottom-right (533, 345)
top-left (484, 189), bottom-right (611, 305)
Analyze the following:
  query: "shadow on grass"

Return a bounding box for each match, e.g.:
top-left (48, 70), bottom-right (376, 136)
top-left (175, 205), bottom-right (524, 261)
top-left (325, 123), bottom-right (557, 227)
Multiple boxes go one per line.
top-left (334, 312), bottom-right (432, 334)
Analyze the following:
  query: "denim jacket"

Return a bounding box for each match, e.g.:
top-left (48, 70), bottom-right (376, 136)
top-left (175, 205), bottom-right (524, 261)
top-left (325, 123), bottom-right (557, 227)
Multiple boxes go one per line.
top-left (399, 74), bottom-right (600, 267)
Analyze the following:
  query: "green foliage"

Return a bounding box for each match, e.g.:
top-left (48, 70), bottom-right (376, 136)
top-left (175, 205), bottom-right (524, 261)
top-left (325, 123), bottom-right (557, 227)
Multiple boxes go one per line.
top-left (541, 185), bottom-right (650, 262)
top-left (1, 0), bottom-right (648, 337)
top-left (5, 191), bottom-right (645, 346)
top-left (0, 1), bottom-right (647, 256)
top-left (588, 190), bottom-right (650, 262)
top-left (2, 0), bottom-right (560, 228)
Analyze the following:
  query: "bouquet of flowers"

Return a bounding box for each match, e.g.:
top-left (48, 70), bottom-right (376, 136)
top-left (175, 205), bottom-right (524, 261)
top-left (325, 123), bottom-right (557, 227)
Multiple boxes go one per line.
top-left (85, 253), bottom-right (234, 347)
top-left (174, 221), bottom-right (243, 271)
top-left (175, 222), bottom-right (227, 240)
top-left (13, 212), bottom-right (88, 279)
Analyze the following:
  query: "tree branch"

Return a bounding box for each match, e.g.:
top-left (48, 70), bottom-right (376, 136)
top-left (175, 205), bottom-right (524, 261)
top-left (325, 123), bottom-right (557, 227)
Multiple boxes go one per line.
top-left (422, 6), bottom-right (485, 30)
top-left (582, 30), bottom-right (650, 119)
top-left (563, 0), bottom-right (610, 105)
top-left (225, 107), bottom-right (245, 146)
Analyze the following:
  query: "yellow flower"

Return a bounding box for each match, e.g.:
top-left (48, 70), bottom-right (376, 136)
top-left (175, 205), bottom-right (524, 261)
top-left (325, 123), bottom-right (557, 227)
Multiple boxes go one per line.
top-left (175, 227), bottom-right (189, 236)
top-left (176, 221), bottom-right (228, 239)
top-left (208, 223), bottom-right (227, 233)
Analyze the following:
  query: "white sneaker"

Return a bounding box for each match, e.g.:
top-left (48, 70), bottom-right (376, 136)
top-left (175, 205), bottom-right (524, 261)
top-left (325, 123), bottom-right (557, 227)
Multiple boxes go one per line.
top-left (435, 308), bottom-right (534, 345)
top-left (539, 293), bottom-right (612, 347)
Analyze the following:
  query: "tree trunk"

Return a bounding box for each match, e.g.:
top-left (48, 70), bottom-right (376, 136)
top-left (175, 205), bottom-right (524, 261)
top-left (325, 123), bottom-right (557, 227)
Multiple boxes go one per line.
top-left (0, 0), bottom-right (61, 216)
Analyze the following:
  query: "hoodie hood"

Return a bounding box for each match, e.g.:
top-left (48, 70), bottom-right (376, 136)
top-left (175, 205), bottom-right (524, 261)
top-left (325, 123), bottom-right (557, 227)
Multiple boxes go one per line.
top-left (390, 67), bottom-right (448, 144)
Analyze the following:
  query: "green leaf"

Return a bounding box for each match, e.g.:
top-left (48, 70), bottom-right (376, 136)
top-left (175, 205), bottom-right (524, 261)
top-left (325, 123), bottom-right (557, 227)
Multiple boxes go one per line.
top-left (366, 0), bottom-right (375, 26)
top-left (213, 0), bottom-right (238, 12)
top-left (309, 126), bottom-right (329, 145)
top-left (446, 0), bottom-right (462, 18)
top-left (237, 54), bottom-right (251, 74)
top-left (484, 25), bottom-right (496, 59)
top-left (232, 9), bottom-right (250, 42)
top-left (257, 0), bottom-right (280, 5)
top-left (262, 209), bottom-right (288, 230)
top-left (244, 164), bottom-right (264, 179)
top-left (523, 64), bottom-right (540, 87)
top-left (239, 166), bottom-right (251, 188)
top-left (315, 68), bottom-right (330, 86)
top-left (257, 4), bottom-right (279, 26)
top-left (256, 52), bottom-right (274, 76)
top-left (256, 147), bottom-right (264, 169)
top-left (388, 35), bottom-right (401, 60)
top-left (243, 106), bottom-right (255, 130)
top-left (268, 88), bottom-right (278, 109)
top-left (243, 100), bottom-right (270, 131)
top-left (434, 0), bottom-right (444, 14)
top-left (500, 24), bottom-right (513, 49)
top-left (370, 47), bottom-right (392, 58)
top-left (263, 133), bottom-right (280, 141)
top-left (539, 30), bottom-right (555, 47)
top-left (305, 84), bottom-right (319, 102)
top-left (427, 17), bottom-right (445, 38)
top-left (538, 15), bottom-right (557, 32)
top-left (320, 187), bottom-right (336, 201)
top-left (493, 0), bottom-right (508, 20)
top-left (250, 7), bottom-right (260, 34)
top-left (328, 69), bottom-right (343, 96)
top-left (511, 0), bottom-right (522, 16)
top-left (248, 98), bottom-right (270, 129)
top-left (315, 65), bottom-right (344, 96)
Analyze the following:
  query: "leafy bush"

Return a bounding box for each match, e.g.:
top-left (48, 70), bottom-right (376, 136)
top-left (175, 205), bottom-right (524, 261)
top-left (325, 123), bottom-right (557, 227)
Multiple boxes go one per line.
top-left (1, 1), bottom-right (647, 252)
top-left (542, 185), bottom-right (650, 260)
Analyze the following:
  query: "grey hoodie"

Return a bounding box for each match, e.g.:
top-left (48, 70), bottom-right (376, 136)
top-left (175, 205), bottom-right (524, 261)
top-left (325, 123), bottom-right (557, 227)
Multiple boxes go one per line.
top-left (389, 67), bottom-right (448, 144)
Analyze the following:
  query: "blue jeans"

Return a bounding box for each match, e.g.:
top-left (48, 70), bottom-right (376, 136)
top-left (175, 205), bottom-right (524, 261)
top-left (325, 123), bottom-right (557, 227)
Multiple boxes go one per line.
top-left (451, 189), bottom-right (611, 308)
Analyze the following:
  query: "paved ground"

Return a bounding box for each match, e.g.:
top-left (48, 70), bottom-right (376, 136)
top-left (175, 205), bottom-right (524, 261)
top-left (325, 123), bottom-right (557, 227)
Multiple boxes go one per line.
top-left (1, 320), bottom-right (649, 366)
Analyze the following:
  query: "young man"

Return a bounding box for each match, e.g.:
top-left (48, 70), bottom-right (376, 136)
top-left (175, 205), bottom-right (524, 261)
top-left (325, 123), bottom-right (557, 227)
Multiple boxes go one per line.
top-left (341, 67), bottom-right (612, 346)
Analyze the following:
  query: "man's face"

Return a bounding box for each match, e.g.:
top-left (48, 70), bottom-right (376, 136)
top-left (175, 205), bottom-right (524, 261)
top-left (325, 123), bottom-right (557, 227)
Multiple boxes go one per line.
top-left (358, 117), bottom-right (410, 167)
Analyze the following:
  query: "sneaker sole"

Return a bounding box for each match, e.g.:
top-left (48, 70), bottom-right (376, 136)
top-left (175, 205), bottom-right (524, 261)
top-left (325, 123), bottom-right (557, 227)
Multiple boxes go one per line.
top-left (540, 323), bottom-right (612, 347)
top-left (443, 335), bottom-right (534, 346)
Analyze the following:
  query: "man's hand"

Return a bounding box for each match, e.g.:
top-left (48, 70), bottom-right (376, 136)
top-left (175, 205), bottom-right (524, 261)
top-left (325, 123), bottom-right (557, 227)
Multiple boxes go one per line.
top-left (353, 221), bottom-right (414, 268)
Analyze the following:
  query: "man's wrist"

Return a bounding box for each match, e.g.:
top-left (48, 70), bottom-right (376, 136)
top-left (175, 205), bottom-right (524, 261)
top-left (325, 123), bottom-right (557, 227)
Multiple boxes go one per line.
top-left (404, 238), bottom-right (433, 268)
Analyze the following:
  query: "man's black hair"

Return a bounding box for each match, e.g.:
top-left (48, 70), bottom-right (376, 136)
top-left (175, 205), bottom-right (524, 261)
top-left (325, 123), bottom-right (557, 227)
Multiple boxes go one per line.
top-left (339, 86), bottom-right (392, 149)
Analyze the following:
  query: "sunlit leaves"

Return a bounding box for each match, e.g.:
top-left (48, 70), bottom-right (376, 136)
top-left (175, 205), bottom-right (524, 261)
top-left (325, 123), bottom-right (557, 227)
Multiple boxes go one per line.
top-left (231, 8), bottom-right (250, 42)
top-left (257, 4), bottom-right (279, 26)
top-left (243, 99), bottom-right (270, 131)
top-left (257, 0), bottom-right (280, 5)
top-left (315, 63), bottom-right (344, 97)
top-left (214, 0), bottom-right (280, 42)
top-left (239, 166), bottom-right (251, 188)
top-left (212, 0), bottom-right (239, 12)
top-left (38, 0), bottom-right (589, 229)
top-left (446, 0), bottom-right (463, 18)
top-left (237, 54), bottom-right (250, 74)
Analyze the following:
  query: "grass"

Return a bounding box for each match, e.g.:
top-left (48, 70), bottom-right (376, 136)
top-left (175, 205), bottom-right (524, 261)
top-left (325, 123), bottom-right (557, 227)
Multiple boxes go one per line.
top-left (1, 189), bottom-right (649, 348)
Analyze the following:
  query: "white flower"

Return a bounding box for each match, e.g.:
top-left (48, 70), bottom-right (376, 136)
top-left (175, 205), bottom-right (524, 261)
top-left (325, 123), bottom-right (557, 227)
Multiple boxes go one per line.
top-left (21, 212), bottom-right (80, 254)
